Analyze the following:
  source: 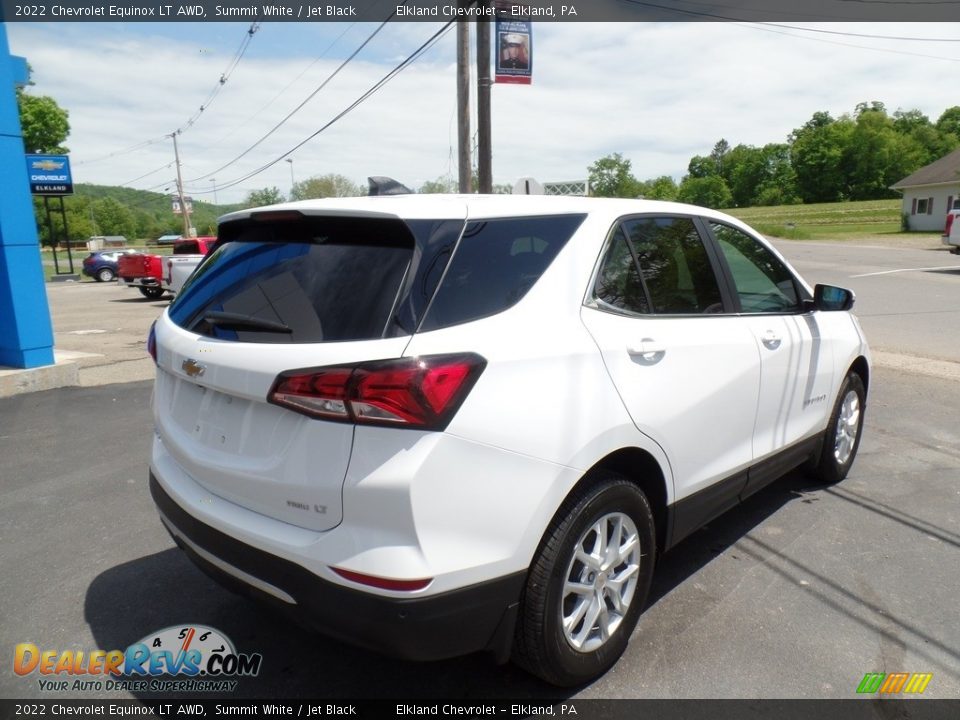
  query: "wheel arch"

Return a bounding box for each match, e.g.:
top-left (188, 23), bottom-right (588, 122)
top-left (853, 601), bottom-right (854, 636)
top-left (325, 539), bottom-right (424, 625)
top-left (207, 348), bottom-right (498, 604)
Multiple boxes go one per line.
top-left (571, 447), bottom-right (670, 555)
top-left (848, 355), bottom-right (870, 394)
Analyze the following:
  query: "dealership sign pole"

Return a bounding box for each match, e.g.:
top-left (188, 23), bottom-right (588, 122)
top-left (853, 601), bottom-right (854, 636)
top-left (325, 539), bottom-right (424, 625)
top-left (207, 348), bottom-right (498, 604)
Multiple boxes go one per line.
top-left (26, 153), bottom-right (76, 277)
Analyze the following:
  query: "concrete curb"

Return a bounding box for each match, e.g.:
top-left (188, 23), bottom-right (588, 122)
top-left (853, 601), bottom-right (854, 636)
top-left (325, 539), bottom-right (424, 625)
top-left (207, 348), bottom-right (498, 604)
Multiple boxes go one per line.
top-left (870, 350), bottom-right (960, 382)
top-left (0, 357), bottom-right (79, 398)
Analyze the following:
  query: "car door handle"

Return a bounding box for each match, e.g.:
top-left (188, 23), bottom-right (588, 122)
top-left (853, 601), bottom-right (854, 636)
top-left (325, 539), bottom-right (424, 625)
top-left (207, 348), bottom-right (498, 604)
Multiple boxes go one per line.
top-left (761, 330), bottom-right (782, 349)
top-left (627, 338), bottom-right (666, 361)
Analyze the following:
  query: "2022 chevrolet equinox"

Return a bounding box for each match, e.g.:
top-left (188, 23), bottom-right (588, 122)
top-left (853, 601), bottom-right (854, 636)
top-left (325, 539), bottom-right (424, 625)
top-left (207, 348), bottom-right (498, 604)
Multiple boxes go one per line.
top-left (148, 194), bottom-right (869, 686)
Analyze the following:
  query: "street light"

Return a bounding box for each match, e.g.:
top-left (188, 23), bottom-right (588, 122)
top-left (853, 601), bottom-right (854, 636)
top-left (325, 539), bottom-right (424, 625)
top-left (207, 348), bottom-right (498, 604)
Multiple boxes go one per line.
top-left (210, 178), bottom-right (218, 207)
top-left (285, 157), bottom-right (295, 198)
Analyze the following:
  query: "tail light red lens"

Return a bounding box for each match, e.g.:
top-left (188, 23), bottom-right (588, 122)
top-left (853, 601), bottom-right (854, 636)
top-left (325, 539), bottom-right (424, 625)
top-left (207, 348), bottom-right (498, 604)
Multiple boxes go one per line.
top-left (268, 354), bottom-right (486, 430)
top-left (946, 213), bottom-right (955, 236)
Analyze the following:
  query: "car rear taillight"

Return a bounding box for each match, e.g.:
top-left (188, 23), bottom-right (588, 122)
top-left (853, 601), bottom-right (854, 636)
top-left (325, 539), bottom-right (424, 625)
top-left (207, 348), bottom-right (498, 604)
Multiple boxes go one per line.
top-left (946, 213), bottom-right (955, 236)
top-left (268, 353), bottom-right (486, 430)
top-left (147, 321), bottom-right (157, 364)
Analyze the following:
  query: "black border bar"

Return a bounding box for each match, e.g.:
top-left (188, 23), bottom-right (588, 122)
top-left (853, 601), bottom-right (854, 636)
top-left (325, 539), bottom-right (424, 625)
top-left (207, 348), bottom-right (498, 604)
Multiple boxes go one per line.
top-left (2, 0), bottom-right (959, 23)
top-left (1, 699), bottom-right (959, 720)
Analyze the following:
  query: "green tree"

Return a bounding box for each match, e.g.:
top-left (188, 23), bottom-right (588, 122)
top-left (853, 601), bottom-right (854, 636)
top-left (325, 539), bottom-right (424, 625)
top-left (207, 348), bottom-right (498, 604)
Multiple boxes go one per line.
top-left (290, 174), bottom-right (362, 200)
top-left (17, 90), bottom-right (70, 153)
top-left (588, 153), bottom-right (641, 198)
top-left (935, 106), bottom-right (960, 141)
top-left (91, 197), bottom-right (137, 238)
top-left (790, 112), bottom-right (855, 202)
top-left (636, 175), bottom-right (678, 200)
top-left (843, 107), bottom-right (921, 200)
top-left (244, 187), bottom-right (285, 207)
top-left (676, 175), bottom-right (733, 208)
top-left (419, 176), bottom-right (459, 194)
top-left (710, 139), bottom-right (731, 177)
top-left (687, 154), bottom-right (715, 179)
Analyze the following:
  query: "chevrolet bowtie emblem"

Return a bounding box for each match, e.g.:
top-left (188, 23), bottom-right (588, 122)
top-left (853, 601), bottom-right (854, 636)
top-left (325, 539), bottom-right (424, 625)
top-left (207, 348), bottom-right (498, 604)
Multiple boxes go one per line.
top-left (182, 358), bottom-right (206, 378)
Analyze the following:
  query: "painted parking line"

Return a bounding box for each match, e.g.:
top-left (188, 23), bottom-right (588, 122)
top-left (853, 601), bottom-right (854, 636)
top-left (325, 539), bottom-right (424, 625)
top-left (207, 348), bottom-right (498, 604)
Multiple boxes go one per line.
top-left (850, 265), bottom-right (960, 278)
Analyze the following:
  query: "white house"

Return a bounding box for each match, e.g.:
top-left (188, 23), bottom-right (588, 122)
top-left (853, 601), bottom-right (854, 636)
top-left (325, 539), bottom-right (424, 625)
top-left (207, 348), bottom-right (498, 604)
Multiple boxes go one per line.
top-left (891, 148), bottom-right (960, 232)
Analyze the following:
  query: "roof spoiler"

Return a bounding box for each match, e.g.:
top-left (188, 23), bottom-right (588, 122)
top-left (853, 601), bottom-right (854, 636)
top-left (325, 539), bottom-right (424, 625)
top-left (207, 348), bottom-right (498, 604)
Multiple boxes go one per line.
top-left (368, 176), bottom-right (413, 196)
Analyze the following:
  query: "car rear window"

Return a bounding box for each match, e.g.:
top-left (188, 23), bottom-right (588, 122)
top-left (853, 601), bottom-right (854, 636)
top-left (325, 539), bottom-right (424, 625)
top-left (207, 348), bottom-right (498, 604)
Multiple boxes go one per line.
top-left (173, 240), bottom-right (205, 254)
top-left (418, 214), bottom-right (586, 331)
top-left (168, 216), bottom-right (417, 344)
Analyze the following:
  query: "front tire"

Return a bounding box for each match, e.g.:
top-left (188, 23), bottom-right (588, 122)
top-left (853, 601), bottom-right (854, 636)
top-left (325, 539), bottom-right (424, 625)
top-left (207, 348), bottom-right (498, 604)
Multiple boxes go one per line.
top-left (96, 267), bottom-right (115, 282)
top-left (512, 474), bottom-right (656, 686)
top-left (806, 372), bottom-right (866, 484)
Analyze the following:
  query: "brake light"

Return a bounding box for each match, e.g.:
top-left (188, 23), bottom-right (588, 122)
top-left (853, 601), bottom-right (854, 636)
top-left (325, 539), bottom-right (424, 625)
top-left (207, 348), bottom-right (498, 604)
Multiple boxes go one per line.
top-left (330, 567), bottom-right (432, 592)
top-left (268, 354), bottom-right (486, 430)
top-left (946, 213), bottom-right (955, 236)
top-left (147, 321), bottom-right (157, 364)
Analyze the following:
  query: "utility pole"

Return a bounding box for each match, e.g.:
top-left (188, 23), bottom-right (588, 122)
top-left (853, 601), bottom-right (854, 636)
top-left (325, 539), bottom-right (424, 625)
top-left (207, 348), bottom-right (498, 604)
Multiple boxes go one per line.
top-left (210, 178), bottom-right (218, 207)
top-left (170, 131), bottom-right (192, 238)
top-left (456, 19), bottom-right (471, 193)
top-left (476, 13), bottom-right (492, 194)
top-left (286, 157), bottom-right (296, 198)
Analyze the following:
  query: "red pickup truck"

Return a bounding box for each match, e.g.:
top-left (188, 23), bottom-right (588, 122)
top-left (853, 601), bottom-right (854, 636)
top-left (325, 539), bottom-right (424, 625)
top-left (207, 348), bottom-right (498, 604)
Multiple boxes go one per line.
top-left (118, 237), bottom-right (215, 299)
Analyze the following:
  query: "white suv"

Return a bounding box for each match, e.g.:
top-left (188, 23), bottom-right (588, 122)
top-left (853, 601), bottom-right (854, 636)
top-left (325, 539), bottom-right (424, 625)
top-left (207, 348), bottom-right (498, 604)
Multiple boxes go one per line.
top-left (147, 195), bottom-right (869, 686)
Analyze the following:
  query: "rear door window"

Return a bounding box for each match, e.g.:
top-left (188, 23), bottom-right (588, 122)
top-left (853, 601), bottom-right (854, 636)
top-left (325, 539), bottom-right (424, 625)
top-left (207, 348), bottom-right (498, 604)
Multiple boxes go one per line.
top-left (622, 216), bottom-right (724, 315)
top-left (419, 214), bottom-right (586, 331)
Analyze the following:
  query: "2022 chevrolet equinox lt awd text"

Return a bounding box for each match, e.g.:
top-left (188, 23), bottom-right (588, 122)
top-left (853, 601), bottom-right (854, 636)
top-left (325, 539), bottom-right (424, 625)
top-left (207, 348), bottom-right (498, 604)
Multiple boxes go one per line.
top-left (147, 195), bottom-right (869, 686)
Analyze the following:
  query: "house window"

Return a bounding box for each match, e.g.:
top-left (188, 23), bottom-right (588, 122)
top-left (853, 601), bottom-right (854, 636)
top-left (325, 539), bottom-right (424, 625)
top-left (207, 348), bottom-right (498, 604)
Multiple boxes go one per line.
top-left (916, 198), bottom-right (929, 215)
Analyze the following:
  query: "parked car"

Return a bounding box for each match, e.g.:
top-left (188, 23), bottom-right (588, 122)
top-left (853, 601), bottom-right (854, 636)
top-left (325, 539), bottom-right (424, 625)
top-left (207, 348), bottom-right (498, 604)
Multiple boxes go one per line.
top-left (147, 196), bottom-right (869, 686)
top-left (81, 249), bottom-right (134, 282)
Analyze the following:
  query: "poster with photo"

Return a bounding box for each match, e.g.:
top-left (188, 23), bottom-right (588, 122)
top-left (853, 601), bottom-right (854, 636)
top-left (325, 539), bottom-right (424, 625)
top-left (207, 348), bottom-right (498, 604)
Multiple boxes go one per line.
top-left (495, 20), bottom-right (532, 84)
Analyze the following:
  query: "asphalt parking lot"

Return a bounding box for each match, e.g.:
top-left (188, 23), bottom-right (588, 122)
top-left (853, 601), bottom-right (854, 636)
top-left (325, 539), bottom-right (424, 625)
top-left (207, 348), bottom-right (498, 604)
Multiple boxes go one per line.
top-left (1, 238), bottom-right (958, 701)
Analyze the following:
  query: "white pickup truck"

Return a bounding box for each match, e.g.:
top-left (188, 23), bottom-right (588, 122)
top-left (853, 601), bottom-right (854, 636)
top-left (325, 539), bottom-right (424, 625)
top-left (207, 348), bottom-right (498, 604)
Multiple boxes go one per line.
top-left (164, 236), bottom-right (216, 295)
top-left (942, 201), bottom-right (960, 254)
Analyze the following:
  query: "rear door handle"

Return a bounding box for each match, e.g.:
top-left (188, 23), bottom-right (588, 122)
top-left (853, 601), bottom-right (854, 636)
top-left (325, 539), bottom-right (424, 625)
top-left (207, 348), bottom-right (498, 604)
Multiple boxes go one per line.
top-left (761, 330), bottom-right (782, 349)
top-left (627, 338), bottom-right (666, 361)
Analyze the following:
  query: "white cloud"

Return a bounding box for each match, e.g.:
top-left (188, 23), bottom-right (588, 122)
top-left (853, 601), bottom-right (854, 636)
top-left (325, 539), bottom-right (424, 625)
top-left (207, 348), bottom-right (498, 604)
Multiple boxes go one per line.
top-left (8, 21), bottom-right (959, 203)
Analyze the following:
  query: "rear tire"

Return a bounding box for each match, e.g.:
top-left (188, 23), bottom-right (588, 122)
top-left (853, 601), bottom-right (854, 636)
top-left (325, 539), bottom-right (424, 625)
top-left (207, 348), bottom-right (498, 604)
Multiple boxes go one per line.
top-left (512, 474), bottom-right (656, 686)
top-left (805, 372), bottom-right (866, 485)
top-left (139, 286), bottom-right (165, 300)
top-left (96, 267), bottom-right (115, 282)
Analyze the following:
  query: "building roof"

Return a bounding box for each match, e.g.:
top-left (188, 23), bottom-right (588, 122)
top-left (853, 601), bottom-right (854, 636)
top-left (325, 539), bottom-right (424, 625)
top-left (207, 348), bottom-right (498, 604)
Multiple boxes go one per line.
top-left (891, 147), bottom-right (960, 189)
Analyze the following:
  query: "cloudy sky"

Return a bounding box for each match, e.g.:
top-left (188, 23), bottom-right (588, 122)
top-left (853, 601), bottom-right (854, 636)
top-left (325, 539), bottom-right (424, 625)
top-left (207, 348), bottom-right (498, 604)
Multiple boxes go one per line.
top-left (7, 20), bottom-right (960, 204)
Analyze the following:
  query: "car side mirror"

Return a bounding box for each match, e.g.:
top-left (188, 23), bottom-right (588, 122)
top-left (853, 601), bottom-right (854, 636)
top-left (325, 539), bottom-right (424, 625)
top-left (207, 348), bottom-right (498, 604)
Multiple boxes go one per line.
top-left (813, 284), bottom-right (855, 312)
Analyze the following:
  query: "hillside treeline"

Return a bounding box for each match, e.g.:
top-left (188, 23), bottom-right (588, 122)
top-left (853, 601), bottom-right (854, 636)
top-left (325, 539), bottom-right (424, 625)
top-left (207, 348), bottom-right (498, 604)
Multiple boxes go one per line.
top-left (589, 101), bottom-right (960, 208)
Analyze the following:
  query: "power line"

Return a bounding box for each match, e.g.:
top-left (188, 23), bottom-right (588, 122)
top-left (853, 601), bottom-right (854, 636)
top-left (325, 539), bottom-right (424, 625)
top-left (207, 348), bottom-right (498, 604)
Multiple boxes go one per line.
top-left (203, 21), bottom-right (359, 152)
top-left (619, 0), bottom-right (960, 39)
top-left (191, 21), bottom-right (456, 196)
top-left (735, 21), bottom-right (960, 62)
top-left (177, 22), bottom-right (261, 134)
top-left (117, 161), bottom-right (174, 187)
top-left (757, 21), bottom-right (960, 42)
top-left (73, 23), bottom-right (260, 167)
top-left (183, 15), bottom-right (395, 184)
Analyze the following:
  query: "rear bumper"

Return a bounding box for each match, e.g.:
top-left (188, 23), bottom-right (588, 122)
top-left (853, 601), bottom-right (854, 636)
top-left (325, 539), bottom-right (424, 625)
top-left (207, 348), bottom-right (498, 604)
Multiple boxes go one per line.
top-left (120, 277), bottom-right (163, 287)
top-left (149, 472), bottom-right (525, 663)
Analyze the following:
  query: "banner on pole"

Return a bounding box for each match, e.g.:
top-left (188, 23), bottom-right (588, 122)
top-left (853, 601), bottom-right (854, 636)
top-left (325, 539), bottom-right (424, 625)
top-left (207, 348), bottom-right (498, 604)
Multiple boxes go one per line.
top-left (495, 19), bottom-right (532, 85)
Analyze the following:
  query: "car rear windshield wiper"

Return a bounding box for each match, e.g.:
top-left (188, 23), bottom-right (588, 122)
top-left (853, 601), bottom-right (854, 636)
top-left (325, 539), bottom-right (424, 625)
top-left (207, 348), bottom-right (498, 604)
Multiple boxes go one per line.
top-left (202, 311), bottom-right (292, 334)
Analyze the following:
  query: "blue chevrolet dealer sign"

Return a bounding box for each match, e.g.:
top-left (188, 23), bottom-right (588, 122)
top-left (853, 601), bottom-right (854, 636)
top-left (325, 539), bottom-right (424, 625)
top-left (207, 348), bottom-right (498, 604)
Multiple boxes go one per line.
top-left (25, 153), bottom-right (73, 195)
